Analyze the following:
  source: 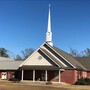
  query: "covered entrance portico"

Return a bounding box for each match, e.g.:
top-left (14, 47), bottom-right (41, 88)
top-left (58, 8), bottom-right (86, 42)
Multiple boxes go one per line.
top-left (21, 66), bottom-right (61, 83)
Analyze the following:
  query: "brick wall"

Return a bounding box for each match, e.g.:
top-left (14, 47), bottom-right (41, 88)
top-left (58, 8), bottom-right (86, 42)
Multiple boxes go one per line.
top-left (0, 72), bottom-right (1, 78)
top-left (61, 70), bottom-right (78, 84)
top-left (0, 70), bottom-right (15, 80)
top-left (86, 71), bottom-right (90, 78)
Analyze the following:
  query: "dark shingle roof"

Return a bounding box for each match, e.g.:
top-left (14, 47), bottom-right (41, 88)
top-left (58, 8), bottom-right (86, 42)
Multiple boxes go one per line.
top-left (44, 42), bottom-right (86, 70)
top-left (43, 42), bottom-right (86, 70)
top-left (76, 57), bottom-right (90, 71)
top-left (53, 46), bottom-right (87, 70)
top-left (40, 48), bottom-right (66, 68)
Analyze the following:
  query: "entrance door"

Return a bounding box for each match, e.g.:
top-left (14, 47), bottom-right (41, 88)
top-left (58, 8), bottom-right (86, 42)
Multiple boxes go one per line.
top-left (1, 72), bottom-right (7, 79)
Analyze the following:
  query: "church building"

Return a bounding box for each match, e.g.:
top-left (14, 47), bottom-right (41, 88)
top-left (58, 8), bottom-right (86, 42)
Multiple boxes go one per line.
top-left (19, 5), bottom-right (89, 84)
top-left (0, 5), bottom-right (90, 84)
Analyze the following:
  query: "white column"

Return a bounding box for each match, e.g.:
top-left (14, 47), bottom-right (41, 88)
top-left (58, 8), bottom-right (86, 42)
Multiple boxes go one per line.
top-left (45, 70), bottom-right (48, 82)
top-left (21, 70), bottom-right (24, 81)
top-left (33, 70), bottom-right (35, 81)
top-left (59, 69), bottom-right (60, 83)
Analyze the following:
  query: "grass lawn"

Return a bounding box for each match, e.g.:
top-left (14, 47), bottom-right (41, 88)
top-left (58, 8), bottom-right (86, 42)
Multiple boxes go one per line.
top-left (0, 81), bottom-right (60, 90)
top-left (0, 81), bottom-right (90, 90)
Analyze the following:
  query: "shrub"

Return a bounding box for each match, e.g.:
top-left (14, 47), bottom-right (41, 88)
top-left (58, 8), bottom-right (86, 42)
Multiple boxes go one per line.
top-left (46, 81), bottom-right (52, 85)
top-left (84, 78), bottom-right (90, 85)
top-left (75, 78), bottom-right (90, 85)
top-left (9, 78), bottom-right (20, 83)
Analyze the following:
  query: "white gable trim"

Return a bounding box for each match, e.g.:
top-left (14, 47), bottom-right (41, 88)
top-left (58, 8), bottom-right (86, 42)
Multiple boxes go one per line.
top-left (39, 48), bottom-right (60, 67)
top-left (19, 49), bottom-right (39, 67)
top-left (19, 42), bottom-right (46, 67)
top-left (46, 43), bottom-right (76, 68)
top-left (41, 46), bottom-right (67, 67)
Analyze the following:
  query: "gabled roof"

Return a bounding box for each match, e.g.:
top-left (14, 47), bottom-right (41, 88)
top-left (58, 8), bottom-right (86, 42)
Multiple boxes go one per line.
top-left (52, 46), bottom-right (86, 70)
top-left (20, 42), bottom-right (87, 70)
top-left (0, 57), bottom-right (23, 70)
top-left (44, 42), bottom-right (86, 70)
top-left (76, 57), bottom-right (90, 71)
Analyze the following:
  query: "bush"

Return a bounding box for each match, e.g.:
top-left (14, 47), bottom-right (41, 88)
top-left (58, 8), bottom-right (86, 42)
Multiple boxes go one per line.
top-left (9, 78), bottom-right (20, 83)
top-left (75, 78), bottom-right (90, 85)
top-left (84, 78), bottom-right (90, 85)
top-left (46, 81), bottom-right (52, 85)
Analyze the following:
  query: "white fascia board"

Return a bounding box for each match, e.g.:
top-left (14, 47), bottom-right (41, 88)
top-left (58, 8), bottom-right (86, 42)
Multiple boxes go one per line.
top-left (46, 43), bottom-right (76, 69)
top-left (39, 48), bottom-right (60, 68)
top-left (42, 46), bottom-right (67, 67)
top-left (19, 42), bottom-right (46, 67)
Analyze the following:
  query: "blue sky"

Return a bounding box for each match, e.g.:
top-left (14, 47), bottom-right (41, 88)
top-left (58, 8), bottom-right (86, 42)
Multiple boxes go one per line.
top-left (0, 0), bottom-right (90, 56)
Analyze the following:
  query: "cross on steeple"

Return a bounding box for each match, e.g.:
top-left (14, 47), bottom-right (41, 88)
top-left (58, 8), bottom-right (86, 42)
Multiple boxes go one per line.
top-left (46, 4), bottom-right (53, 46)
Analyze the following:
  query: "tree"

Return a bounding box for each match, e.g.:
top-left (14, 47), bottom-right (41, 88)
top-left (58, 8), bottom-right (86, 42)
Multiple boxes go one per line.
top-left (81, 48), bottom-right (90, 57)
top-left (21, 48), bottom-right (34, 60)
top-left (15, 55), bottom-right (23, 60)
top-left (15, 48), bottom-right (35, 60)
top-left (69, 48), bottom-right (90, 57)
top-left (0, 48), bottom-right (9, 57)
top-left (69, 48), bottom-right (79, 57)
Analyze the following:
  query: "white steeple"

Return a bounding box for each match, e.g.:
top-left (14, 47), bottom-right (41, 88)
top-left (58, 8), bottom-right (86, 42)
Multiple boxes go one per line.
top-left (46, 4), bottom-right (53, 46)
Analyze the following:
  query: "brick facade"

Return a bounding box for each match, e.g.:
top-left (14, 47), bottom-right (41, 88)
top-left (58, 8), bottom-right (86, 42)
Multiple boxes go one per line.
top-left (87, 71), bottom-right (90, 78)
top-left (0, 70), bottom-right (15, 80)
top-left (61, 70), bottom-right (78, 84)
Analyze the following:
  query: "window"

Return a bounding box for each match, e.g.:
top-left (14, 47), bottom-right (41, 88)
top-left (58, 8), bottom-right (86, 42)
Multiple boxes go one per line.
top-left (38, 56), bottom-right (42, 60)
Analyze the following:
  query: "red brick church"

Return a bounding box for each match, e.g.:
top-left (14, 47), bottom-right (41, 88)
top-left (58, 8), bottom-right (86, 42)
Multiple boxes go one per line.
top-left (19, 5), bottom-right (90, 84)
top-left (0, 5), bottom-right (90, 84)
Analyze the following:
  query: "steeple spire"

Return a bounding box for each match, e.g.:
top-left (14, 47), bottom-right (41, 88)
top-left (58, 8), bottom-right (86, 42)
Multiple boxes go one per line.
top-left (47, 4), bottom-right (51, 32)
top-left (46, 4), bottom-right (53, 46)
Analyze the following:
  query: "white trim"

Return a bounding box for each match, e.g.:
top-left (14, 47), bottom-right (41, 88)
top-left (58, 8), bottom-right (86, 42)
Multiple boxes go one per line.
top-left (45, 70), bottom-right (47, 82)
top-left (46, 43), bottom-right (76, 68)
top-left (40, 48), bottom-right (60, 67)
top-left (33, 70), bottom-right (35, 81)
top-left (60, 69), bottom-right (65, 71)
top-left (21, 70), bottom-right (24, 81)
top-left (42, 46), bottom-right (67, 67)
top-left (20, 42), bottom-right (46, 67)
top-left (20, 49), bottom-right (39, 67)
top-left (59, 69), bottom-right (60, 83)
